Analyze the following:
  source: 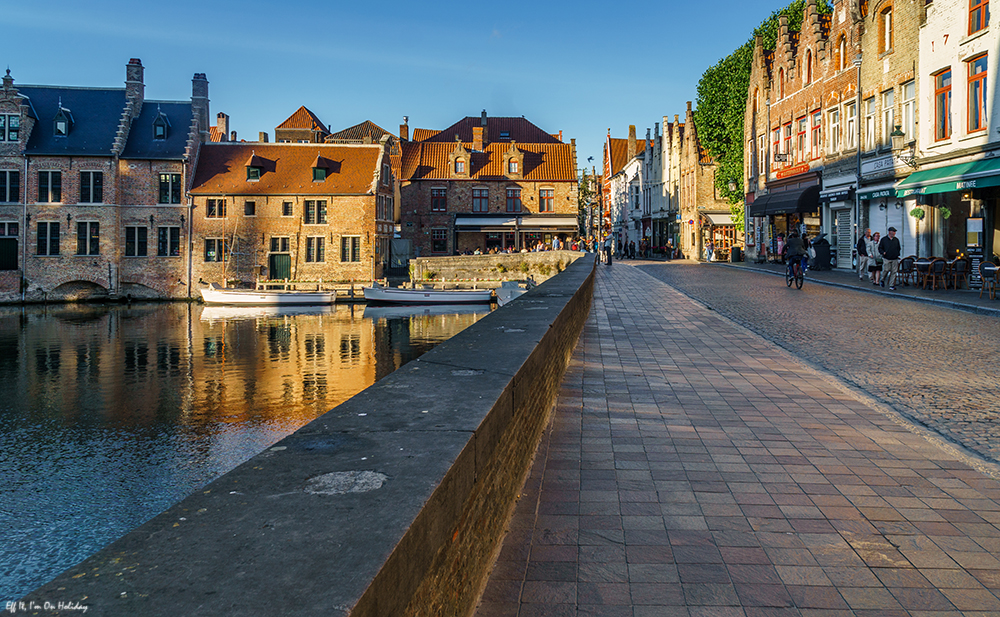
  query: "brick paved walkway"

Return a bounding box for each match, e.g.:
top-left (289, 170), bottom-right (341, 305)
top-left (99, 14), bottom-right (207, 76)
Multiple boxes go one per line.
top-left (474, 263), bottom-right (1000, 617)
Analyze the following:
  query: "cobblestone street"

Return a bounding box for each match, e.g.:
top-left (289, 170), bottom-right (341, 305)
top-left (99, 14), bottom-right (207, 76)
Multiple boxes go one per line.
top-left (638, 262), bottom-right (1000, 465)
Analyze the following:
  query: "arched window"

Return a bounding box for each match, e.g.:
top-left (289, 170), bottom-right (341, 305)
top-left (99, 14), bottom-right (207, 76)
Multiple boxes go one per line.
top-left (806, 50), bottom-right (813, 84)
top-left (778, 68), bottom-right (785, 99)
top-left (839, 36), bottom-right (847, 71)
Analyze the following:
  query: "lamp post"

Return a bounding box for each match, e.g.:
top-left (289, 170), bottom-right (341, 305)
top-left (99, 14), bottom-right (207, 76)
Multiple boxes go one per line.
top-left (853, 53), bottom-right (863, 271)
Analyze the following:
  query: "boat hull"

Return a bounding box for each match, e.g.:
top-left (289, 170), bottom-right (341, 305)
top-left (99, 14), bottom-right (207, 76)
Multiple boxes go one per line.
top-left (200, 285), bottom-right (337, 306)
top-left (362, 286), bottom-right (493, 305)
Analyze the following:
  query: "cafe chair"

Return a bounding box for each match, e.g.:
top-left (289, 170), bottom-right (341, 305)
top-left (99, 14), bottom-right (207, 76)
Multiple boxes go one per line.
top-left (923, 258), bottom-right (947, 291)
top-left (979, 261), bottom-right (997, 300)
top-left (949, 258), bottom-right (970, 290)
top-left (898, 256), bottom-right (916, 286)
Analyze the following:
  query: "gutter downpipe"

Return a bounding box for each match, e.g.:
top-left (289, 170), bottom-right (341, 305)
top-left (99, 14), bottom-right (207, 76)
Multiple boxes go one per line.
top-left (854, 53), bottom-right (863, 265)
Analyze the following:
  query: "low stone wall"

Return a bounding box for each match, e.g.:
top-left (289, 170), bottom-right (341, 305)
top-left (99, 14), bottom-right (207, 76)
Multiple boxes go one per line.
top-left (411, 249), bottom-right (587, 284)
top-left (19, 254), bottom-right (598, 617)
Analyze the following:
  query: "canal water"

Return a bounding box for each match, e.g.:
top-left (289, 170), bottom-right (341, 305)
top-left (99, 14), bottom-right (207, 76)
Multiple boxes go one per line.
top-left (0, 302), bottom-right (492, 602)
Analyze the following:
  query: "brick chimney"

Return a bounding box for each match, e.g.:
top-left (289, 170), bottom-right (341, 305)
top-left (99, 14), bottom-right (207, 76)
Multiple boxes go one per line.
top-left (230, 130), bottom-right (237, 142)
top-left (628, 125), bottom-right (636, 157)
top-left (259, 132), bottom-right (269, 143)
top-left (480, 109), bottom-right (488, 144)
top-left (645, 128), bottom-right (651, 156)
top-left (125, 58), bottom-right (144, 118)
top-left (472, 126), bottom-right (483, 151)
top-left (191, 73), bottom-right (210, 140)
top-left (216, 112), bottom-right (229, 142)
top-left (399, 116), bottom-right (409, 141)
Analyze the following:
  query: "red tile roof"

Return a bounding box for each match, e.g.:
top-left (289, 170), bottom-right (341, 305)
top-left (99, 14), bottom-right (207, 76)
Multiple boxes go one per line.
top-left (411, 128), bottom-right (440, 142)
top-left (607, 137), bottom-right (650, 176)
top-left (399, 141), bottom-right (574, 181)
top-left (190, 143), bottom-right (383, 195)
top-left (327, 120), bottom-right (395, 143)
top-left (276, 106), bottom-right (328, 132)
top-left (421, 116), bottom-right (562, 145)
top-left (209, 125), bottom-right (225, 142)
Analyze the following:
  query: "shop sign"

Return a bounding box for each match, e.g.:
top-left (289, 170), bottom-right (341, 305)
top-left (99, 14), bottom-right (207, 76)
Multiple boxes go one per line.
top-left (776, 163), bottom-right (810, 179)
top-left (861, 154), bottom-right (906, 179)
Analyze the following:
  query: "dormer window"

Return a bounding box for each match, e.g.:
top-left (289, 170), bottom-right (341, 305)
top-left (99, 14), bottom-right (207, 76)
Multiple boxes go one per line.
top-left (245, 152), bottom-right (267, 181)
top-left (0, 114), bottom-right (19, 141)
top-left (152, 112), bottom-right (170, 140)
top-left (455, 159), bottom-right (465, 174)
top-left (312, 154), bottom-right (331, 182)
top-left (247, 167), bottom-right (261, 181)
top-left (313, 167), bottom-right (327, 182)
top-left (508, 159), bottom-right (518, 174)
top-left (54, 108), bottom-right (71, 137)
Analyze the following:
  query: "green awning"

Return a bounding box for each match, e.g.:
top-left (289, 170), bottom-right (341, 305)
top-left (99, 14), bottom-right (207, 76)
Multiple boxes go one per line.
top-left (896, 158), bottom-right (1000, 197)
top-left (857, 187), bottom-right (895, 201)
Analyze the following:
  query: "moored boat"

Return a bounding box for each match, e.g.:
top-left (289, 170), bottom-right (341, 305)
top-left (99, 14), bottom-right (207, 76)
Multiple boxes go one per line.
top-left (495, 280), bottom-right (533, 306)
top-left (362, 284), bottom-right (493, 305)
top-left (200, 283), bottom-right (337, 305)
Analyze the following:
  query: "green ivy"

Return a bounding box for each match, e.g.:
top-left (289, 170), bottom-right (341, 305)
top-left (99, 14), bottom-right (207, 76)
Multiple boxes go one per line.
top-left (694, 0), bottom-right (831, 232)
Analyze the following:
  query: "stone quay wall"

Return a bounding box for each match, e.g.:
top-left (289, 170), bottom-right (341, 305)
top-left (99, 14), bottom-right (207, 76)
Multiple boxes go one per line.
top-left (410, 249), bottom-right (587, 285)
top-left (19, 253), bottom-right (597, 617)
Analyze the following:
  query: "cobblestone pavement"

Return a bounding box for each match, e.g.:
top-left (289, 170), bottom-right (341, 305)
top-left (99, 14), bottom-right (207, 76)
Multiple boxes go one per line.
top-left (637, 261), bottom-right (1000, 465)
top-left (474, 262), bottom-right (1000, 617)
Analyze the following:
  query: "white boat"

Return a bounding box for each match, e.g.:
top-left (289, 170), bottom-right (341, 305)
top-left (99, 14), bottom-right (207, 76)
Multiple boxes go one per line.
top-left (362, 284), bottom-right (494, 305)
top-left (200, 305), bottom-right (338, 321)
top-left (200, 283), bottom-right (337, 306)
top-left (362, 304), bottom-right (492, 320)
top-left (495, 280), bottom-right (533, 306)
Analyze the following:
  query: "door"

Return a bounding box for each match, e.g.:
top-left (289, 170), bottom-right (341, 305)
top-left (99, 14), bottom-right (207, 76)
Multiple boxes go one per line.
top-left (836, 209), bottom-right (852, 269)
top-left (0, 238), bottom-right (17, 271)
top-left (269, 253), bottom-right (291, 280)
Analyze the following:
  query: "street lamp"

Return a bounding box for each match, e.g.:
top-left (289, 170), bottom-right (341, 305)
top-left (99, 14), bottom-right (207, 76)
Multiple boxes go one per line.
top-left (890, 125), bottom-right (918, 168)
top-left (728, 180), bottom-right (738, 193)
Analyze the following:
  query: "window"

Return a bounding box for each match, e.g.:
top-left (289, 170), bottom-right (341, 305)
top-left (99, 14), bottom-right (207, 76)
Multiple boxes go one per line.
top-left (968, 55), bottom-right (988, 133)
top-left (499, 131), bottom-right (510, 139)
top-left (282, 201), bottom-right (293, 216)
top-left (76, 222), bottom-right (99, 256)
top-left (306, 237), bottom-right (325, 262)
top-left (340, 236), bottom-right (361, 262)
top-left (157, 226), bottom-right (179, 257)
top-left (0, 222), bottom-right (18, 236)
top-left (811, 110), bottom-right (822, 159)
top-left (838, 36), bottom-right (847, 71)
top-left (37, 222), bottom-right (60, 255)
top-left (38, 171), bottom-right (61, 203)
top-left (970, 0), bottom-right (989, 34)
top-left (0, 114), bottom-right (20, 141)
top-left (879, 6), bottom-right (893, 54)
top-left (829, 108), bottom-right (841, 153)
top-left (506, 188), bottom-right (522, 212)
top-left (0, 170), bottom-right (18, 202)
top-left (864, 97), bottom-right (877, 150)
top-left (206, 198), bottom-right (226, 218)
top-left (806, 50), bottom-right (813, 84)
top-left (54, 110), bottom-right (70, 137)
top-left (902, 81), bottom-right (916, 141)
top-left (270, 237), bottom-right (290, 253)
top-left (472, 188), bottom-right (489, 212)
top-left (313, 167), bottom-right (326, 182)
top-left (125, 226), bottom-right (147, 257)
top-left (244, 201), bottom-right (256, 216)
top-left (934, 69), bottom-right (952, 140)
top-left (772, 128), bottom-right (780, 170)
top-left (431, 188), bottom-right (447, 212)
top-left (508, 159), bottom-right (518, 174)
top-left (783, 123), bottom-right (793, 163)
top-left (758, 135), bottom-right (767, 176)
top-left (796, 117), bottom-right (808, 162)
top-left (455, 159), bottom-right (465, 174)
top-left (153, 120), bottom-right (167, 140)
top-left (882, 89), bottom-right (895, 146)
top-left (539, 189), bottom-right (554, 212)
top-left (204, 238), bottom-right (227, 262)
top-left (247, 167), bottom-right (261, 181)
top-left (304, 200), bottom-right (327, 224)
top-left (159, 173), bottom-right (181, 204)
top-left (79, 171), bottom-right (103, 203)
top-left (382, 164), bottom-right (391, 185)
top-left (431, 229), bottom-right (447, 254)
top-left (845, 102), bottom-right (857, 149)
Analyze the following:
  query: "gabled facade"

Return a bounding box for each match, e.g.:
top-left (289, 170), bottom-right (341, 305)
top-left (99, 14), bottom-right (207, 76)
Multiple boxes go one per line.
top-left (0, 59), bottom-right (208, 302)
top-left (679, 102), bottom-right (735, 259)
top-left (275, 106), bottom-right (329, 143)
top-left (397, 111), bottom-right (578, 256)
top-left (603, 126), bottom-right (649, 251)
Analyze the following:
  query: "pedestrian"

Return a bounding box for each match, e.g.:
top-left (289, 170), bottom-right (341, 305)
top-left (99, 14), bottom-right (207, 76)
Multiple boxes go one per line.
top-left (856, 228), bottom-right (871, 280)
top-left (706, 241), bottom-right (714, 262)
top-left (867, 231), bottom-right (883, 285)
top-left (879, 226), bottom-right (902, 290)
top-left (603, 235), bottom-right (612, 265)
top-left (629, 241), bottom-right (636, 259)
top-left (776, 234), bottom-right (785, 264)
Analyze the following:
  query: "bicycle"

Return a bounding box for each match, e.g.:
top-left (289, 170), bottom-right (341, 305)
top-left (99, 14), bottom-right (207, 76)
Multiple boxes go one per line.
top-left (785, 256), bottom-right (806, 289)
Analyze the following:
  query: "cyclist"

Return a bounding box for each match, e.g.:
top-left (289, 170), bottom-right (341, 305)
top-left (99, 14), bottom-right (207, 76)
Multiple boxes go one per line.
top-left (784, 231), bottom-right (809, 279)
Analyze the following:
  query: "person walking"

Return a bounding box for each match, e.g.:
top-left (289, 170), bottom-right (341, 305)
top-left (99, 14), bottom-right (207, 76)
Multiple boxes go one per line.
top-left (879, 226), bottom-right (902, 290)
top-left (856, 228), bottom-right (871, 280)
top-left (603, 235), bottom-right (613, 265)
top-left (866, 231), bottom-right (883, 285)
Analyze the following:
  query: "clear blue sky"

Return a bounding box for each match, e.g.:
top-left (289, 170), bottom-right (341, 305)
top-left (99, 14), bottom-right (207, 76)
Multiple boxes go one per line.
top-left (3, 0), bottom-right (783, 173)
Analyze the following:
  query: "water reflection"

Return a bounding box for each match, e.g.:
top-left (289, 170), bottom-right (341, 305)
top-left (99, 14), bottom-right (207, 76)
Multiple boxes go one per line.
top-left (0, 302), bottom-right (490, 601)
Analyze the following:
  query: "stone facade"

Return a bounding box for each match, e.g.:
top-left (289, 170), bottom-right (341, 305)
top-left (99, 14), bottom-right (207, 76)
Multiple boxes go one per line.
top-left (680, 102), bottom-right (734, 260)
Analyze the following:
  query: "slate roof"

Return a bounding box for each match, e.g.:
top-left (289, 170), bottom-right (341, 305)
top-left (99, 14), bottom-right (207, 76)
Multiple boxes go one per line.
top-left (399, 141), bottom-right (574, 181)
top-left (18, 86), bottom-right (126, 156)
top-left (120, 101), bottom-right (192, 160)
top-left (327, 120), bottom-right (395, 143)
top-left (421, 116), bottom-right (562, 145)
top-left (190, 143), bottom-right (383, 196)
top-left (276, 106), bottom-right (328, 133)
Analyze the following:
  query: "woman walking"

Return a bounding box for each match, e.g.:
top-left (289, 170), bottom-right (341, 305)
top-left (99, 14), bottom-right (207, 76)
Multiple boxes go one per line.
top-left (867, 231), bottom-right (883, 285)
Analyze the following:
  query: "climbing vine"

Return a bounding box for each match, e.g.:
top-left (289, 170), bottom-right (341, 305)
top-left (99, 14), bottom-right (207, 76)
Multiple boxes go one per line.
top-left (694, 0), bottom-right (832, 232)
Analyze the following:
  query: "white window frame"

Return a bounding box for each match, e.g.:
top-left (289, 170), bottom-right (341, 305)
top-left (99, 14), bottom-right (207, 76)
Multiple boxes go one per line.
top-left (828, 108), bottom-right (841, 153)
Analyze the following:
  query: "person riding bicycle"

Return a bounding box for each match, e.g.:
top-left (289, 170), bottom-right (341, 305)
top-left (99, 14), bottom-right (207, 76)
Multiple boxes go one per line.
top-left (783, 231), bottom-right (808, 277)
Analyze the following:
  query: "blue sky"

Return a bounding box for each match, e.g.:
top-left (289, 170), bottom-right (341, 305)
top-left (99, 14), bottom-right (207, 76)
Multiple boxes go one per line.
top-left (3, 0), bottom-right (783, 171)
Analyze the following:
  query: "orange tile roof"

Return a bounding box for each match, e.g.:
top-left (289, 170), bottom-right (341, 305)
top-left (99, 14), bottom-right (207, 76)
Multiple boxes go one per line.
top-left (411, 128), bottom-right (440, 142)
top-left (422, 116), bottom-right (562, 145)
top-left (209, 125), bottom-right (225, 142)
top-left (327, 120), bottom-right (395, 143)
top-left (607, 137), bottom-right (650, 176)
top-left (399, 141), bottom-right (575, 181)
top-left (276, 106), bottom-right (328, 132)
top-left (190, 143), bottom-right (383, 195)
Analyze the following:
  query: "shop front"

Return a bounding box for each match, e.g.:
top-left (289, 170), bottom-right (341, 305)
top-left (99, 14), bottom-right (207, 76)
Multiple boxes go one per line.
top-left (701, 212), bottom-right (737, 260)
top-left (748, 175), bottom-right (821, 262)
top-left (454, 215), bottom-right (580, 253)
top-left (818, 181), bottom-right (855, 270)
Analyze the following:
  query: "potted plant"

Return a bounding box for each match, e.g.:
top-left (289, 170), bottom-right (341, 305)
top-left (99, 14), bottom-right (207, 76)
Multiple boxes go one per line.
top-left (909, 207), bottom-right (925, 220)
top-left (940, 206), bottom-right (952, 219)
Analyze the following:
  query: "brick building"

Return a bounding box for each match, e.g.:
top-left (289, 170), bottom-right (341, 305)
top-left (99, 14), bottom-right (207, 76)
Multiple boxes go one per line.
top-left (188, 140), bottom-right (395, 286)
top-left (398, 112), bottom-right (578, 256)
top-left (679, 102), bottom-right (735, 260)
top-left (0, 59), bottom-right (208, 302)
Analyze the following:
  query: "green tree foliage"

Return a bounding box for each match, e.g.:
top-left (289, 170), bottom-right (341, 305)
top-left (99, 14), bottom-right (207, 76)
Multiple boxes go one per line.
top-left (694, 0), bottom-right (831, 231)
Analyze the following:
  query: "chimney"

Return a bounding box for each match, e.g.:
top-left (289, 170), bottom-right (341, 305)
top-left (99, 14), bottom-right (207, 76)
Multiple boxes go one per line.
top-left (125, 58), bottom-right (144, 118)
top-left (259, 132), bottom-right (269, 143)
top-left (192, 73), bottom-right (210, 139)
top-left (558, 130), bottom-right (563, 142)
top-left (480, 109), bottom-right (488, 144)
top-left (216, 112), bottom-right (229, 142)
top-left (230, 130), bottom-right (237, 142)
top-left (399, 116), bottom-right (409, 141)
top-left (645, 128), bottom-right (651, 154)
top-left (472, 126), bottom-right (483, 151)
top-left (628, 125), bottom-right (636, 157)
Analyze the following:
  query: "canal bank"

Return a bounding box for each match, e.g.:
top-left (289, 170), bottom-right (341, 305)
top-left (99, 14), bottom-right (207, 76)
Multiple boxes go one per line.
top-left (15, 255), bottom-right (597, 616)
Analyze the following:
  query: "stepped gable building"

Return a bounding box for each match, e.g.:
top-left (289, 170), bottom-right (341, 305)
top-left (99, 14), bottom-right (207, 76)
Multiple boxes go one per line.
top-left (0, 59), bottom-right (209, 302)
top-left (678, 102), bottom-right (736, 260)
top-left (397, 111), bottom-right (578, 255)
top-left (275, 106), bottom-right (329, 143)
top-left (188, 140), bottom-right (395, 286)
